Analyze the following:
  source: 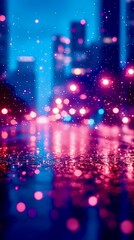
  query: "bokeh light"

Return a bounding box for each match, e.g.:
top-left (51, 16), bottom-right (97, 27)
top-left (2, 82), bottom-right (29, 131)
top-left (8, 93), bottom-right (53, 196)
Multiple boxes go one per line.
top-left (88, 118), bottom-right (95, 126)
top-left (53, 108), bottom-right (59, 114)
top-left (79, 108), bottom-right (86, 115)
top-left (73, 68), bottom-right (84, 75)
top-left (80, 19), bottom-right (86, 25)
top-left (127, 68), bottom-right (134, 76)
top-left (63, 115), bottom-right (71, 122)
top-left (88, 196), bottom-right (98, 206)
top-left (98, 108), bottom-right (105, 115)
top-left (66, 218), bottom-right (80, 232)
top-left (34, 191), bottom-right (43, 200)
top-left (113, 107), bottom-right (119, 114)
top-left (1, 108), bottom-right (8, 114)
top-left (74, 169), bottom-right (82, 177)
top-left (70, 84), bottom-right (77, 92)
top-left (112, 37), bottom-right (118, 42)
top-left (55, 98), bottom-right (62, 104)
top-left (122, 117), bottom-right (129, 124)
top-left (0, 15), bottom-right (6, 22)
top-left (16, 202), bottom-right (26, 213)
top-left (120, 220), bottom-right (134, 234)
top-left (69, 108), bottom-right (76, 115)
top-left (102, 78), bottom-right (110, 86)
top-left (1, 131), bottom-right (8, 139)
top-left (30, 111), bottom-right (37, 118)
top-left (63, 98), bottom-right (69, 105)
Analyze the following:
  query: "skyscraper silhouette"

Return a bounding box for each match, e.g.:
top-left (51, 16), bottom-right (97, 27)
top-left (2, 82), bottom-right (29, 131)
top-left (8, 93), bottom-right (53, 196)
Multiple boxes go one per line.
top-left (0, 0), bottom-right (8, 79)
top-left (10, 56), bottom-right (36, 109)
top-left (100, 0), bottom-right (120, 71)
top-left (70, 21), bottom-right (87, 73)
top-left (126, 0), bottom-right (134, 63)
top-left (53, 35), bottom-right (71, 86)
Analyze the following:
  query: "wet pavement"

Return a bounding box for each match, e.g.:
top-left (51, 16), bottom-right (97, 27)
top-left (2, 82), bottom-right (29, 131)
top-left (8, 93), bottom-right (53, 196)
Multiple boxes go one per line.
top-left (0, 120), bottom-right (134, 240)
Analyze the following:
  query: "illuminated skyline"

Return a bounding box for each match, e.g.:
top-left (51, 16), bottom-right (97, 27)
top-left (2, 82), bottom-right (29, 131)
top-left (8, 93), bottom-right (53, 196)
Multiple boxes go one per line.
top-left (8, 0), bottom-right (127, 113)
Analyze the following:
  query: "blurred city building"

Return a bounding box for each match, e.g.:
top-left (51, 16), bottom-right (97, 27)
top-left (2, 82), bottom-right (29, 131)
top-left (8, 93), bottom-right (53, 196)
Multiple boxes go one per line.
top-left (126, 0), bottom-right (134, 63)
top-left (70, 20), bottom-right (89, 75)
top-left (0, 0), bottom-right (8, 79)
top-left (10, 56), bottom-right (36, 109)
top-left (87, 43), bottom-right (101, 72)
top-left (100, 0), bottom-right (120, 71)
top-left (53, 35), bottom-right (71, 87)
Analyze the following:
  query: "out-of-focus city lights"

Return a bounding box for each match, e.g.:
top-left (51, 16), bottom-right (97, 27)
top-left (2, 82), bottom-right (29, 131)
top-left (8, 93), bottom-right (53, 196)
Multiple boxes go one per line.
top-left (30, 111), bottom-right (37, 118)
top-left (61, 111), bottom-right (67, 117)
top-left (88, 118), bottom-right (95, 126)
top-left (1, 108), bottom-right (8, 114)
top-left (44, 106), bottom-right (51, 112)
top-left (57, 104), bottom-right (63, 109)
top-left (55, 114), bottom-right (61, 120)
top-left (1, 131), bottom-right (8, 139)
top-left (53, 108), bottom-right (59, 114)
top-left (112, 37), bottom-right (118, 42)
top-left (34, 191), bottom-right (43, 200)
top-left (72, 68), bottom-right (84, 75)
top-left (113, 107), bottom-right (119, 114)
top-left (63, 115), bottom-right (71, 122)
top-left (70, 84), bottom-right (77, 92)
top-left (88, 196), bottom-right (98, 206)
top-left (0, 15), bottom-right (6, 22)
top-left (98, 108), bottom-right (105, 115)
top-left (35, 19), bottom-right (39, 23)
top-left (102, 78), bottom-right (110, 86)
top-left (80, 94), bottom-right (87, 100)
top-left (55, 98), bottom-right (62, 104)
top-left (66, 218), bottom-right (80, 232)
top-left (22, 171), bottom-right (26, 176)
top-left (127, 68), bottom-right (134, 76)
top-left (78, 38), bottom-right (84, 44)
top-left (103, 37), bottom-right (113, 44)
top-left (60, 36), bottom-right (70, 44)
top-left (120, 220), bottom-right (134, 234)
top-left (16, 202), bottom-right (26, 213)
top-left (122, 117), bottom-right (129, 124)
top-left (69, 108), bottom-right (76, 115)
top-left (63, 98), bottom-right (69, 105)
top-left (0, 2), bottom-right (134, 239)
top-left (74, 169), bottom-right (82, 177)
top-left (10, 119), bottom-right (18, 125)
top-left (34, 169), bottom-right (40, 175)
top-left (80, 19), bottom-right (86, 25)
top-left (79, 108), bottom-right (86, 115)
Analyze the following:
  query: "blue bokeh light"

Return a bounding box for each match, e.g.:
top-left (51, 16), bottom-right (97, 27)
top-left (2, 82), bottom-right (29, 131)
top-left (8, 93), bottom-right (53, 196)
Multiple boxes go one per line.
top-left (98, 108), bottom-right (105, 115)
top-left (88, 118), bottom-right (95, 126)
top-left (63, 115), bottom-right (72, 122)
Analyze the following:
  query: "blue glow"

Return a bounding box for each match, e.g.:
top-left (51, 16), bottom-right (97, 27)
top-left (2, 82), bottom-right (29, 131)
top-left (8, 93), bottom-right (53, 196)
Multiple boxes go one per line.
top-left (63, 115), bottom-right (72, 122)
top-left (120, 0), bottom-right (126, 67)
top-left (98, 108), bottom-right (105, 115)
top-left (88, 118), bottom-right (95, 126)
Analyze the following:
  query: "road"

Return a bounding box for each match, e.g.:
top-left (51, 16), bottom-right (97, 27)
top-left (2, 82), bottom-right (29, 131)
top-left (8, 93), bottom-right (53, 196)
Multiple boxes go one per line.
top-left (0, 121), bottom-right (134, 240)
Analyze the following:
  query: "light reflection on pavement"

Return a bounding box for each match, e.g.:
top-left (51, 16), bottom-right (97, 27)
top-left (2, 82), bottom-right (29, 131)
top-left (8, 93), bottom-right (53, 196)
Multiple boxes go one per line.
top-left (0, 121), bottom-right (134, 240)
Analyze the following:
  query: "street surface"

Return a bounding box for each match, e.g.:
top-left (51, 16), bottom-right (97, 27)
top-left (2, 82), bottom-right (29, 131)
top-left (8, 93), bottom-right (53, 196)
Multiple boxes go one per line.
top-left (0, 121), bottom-right (134, 240)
